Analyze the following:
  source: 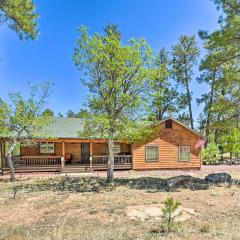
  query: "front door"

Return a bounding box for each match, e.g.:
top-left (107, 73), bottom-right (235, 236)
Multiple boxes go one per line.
top-left (81, 143), bottom-right (90, 164)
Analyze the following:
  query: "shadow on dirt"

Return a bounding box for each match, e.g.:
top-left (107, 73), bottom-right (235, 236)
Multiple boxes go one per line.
top-left (6, 172), bottom-right (236, 195)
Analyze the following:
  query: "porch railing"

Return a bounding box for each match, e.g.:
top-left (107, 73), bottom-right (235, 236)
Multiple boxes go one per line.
top-left (12, 156), bottom-right (63, 167)
top-left (92, 155), bottom-right (132, 165)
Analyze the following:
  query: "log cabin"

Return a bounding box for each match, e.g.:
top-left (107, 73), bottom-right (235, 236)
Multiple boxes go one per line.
top-left (0, 118), bottom-right (205, 174)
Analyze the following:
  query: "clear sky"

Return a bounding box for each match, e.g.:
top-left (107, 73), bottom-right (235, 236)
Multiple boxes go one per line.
top-left (0, 0), bottom-right (220, 120)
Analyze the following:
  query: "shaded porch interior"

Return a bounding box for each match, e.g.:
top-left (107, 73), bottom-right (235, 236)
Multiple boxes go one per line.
top-left (1, 140), bottom-right (132, 172)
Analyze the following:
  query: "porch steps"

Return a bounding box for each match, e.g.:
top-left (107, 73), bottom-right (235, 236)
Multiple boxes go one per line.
top-left (62, 165), bottom-right (91, 173)
top-left (62, 163), bottom-right (132, 173)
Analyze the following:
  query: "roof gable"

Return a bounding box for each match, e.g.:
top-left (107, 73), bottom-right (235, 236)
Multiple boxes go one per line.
top-left (155, 118), bottom-right (205, 139)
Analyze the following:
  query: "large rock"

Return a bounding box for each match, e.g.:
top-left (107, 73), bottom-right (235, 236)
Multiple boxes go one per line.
top-left (126, 204), bottom-right (197, 222)
top-left (205, 173), bottom-right (232, 183)
top-left (166, 175), bottom-right (193, 190)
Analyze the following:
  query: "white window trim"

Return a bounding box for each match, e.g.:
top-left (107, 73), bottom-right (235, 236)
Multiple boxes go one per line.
top-left (145, 144), bottom-right (159, 162)
top-left (178, 145), bottom-right (190, 162)
top-left (40, 142), bottom-right (55, 154)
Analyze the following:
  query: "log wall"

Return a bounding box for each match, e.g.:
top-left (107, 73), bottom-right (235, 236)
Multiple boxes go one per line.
top-left (132, 121), bottom-right (202, 170)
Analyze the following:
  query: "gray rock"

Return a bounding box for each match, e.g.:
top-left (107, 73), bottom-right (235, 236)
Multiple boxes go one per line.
top-left (166, 175), bottom-right (193, 189)
top-left (205, 173), bottom-right (231, 183)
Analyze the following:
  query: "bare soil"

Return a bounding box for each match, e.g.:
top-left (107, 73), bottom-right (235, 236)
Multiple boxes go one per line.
top-left (0, 171), bottom-right (240, 240)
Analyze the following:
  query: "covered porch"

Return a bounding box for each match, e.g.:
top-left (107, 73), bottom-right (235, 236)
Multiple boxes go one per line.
top-left (1, 139), bottom-right (132, 173)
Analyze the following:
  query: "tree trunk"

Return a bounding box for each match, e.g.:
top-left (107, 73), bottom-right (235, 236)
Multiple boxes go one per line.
top-left (107, 139), bottom-right (114, 183)
top-left (186, 82), bottom-right (194, 129)
top-left (205, 70), bottom-right (216, 147)
top-left (214, 114), bottom-right (221, 144)
top-left (7, 141), bottom-right (16, 182)
top-left (230, 152), bottom-right (233, 165)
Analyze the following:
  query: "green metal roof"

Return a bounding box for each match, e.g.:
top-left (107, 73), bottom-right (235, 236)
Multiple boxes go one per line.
top-left (44, 117), bottom-right (84, 138)
top-left (0, 117), bottom-right (204, 139)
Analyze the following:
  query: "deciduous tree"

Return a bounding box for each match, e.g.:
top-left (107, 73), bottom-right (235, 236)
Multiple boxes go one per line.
top-left (0, 81), bottom-right (53, 181)
top-left (73, 25), bottom-right (153, 182)
top-left (42, 108), bottom-right (54, 117)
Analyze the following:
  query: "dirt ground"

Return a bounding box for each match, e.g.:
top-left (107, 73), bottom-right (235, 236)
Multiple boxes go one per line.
top-left (1, 168), bottom-right (240, 240)
top-left (2, 165), bottom-right (240, 180)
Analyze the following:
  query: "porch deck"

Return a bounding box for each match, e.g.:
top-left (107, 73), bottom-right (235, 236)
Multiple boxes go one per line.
top-left (3, 155), bottom-right (132, 173)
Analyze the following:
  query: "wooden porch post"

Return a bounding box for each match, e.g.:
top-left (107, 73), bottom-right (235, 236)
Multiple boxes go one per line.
top-left (89, 142), bottom-right (93, 172)
top-left (61, 141), bottom-right (65, 172)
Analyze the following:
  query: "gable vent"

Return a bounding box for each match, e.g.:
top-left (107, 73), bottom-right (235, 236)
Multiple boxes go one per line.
top-left (165, 119), bottom-right (172, 129)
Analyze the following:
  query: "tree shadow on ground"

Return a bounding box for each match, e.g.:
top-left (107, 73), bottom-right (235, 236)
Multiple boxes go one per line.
top-left (115, 175), bottom-right (210, 192)
top-left (7, 173), bottom-right (235, 195)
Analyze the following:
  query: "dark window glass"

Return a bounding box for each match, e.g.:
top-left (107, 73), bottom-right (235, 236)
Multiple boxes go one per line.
top-left (165, 120), bottom-right (172, 128)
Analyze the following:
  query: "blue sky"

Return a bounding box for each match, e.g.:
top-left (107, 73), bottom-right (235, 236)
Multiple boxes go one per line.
top-left (0, 0), bottom-right (219, 120)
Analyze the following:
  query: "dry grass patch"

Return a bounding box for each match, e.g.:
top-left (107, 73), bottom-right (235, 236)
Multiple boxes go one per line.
top-left (0, 176), bottom-right (240, 239)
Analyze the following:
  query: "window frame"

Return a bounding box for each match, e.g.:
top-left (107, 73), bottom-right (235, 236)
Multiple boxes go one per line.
top-left (178, 145), bottom-right (190, 162)
top-left (145, 144), bottom-right (159, 163)
top-left (40, 142), bottom-right (55, 154)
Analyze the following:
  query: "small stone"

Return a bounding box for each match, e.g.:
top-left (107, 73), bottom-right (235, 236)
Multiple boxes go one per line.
top-left (210, 193), bottom-right (219, 196)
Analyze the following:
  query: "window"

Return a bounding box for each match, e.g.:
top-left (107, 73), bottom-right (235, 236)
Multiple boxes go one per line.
top-left (179, 145), bottom-right (190, 161)
top-left (165, 119), bottom-right (172, 129)
top-left (114, 143), bottom-right (121, 154)
top-left (40, 142), bottom-right (54, 154)
top-left (145, 145), bottom-right (159, 162)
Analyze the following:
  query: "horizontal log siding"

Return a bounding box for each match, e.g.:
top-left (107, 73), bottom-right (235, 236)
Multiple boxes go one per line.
top-left (20, 142), bottom-right (131, 159)
top-left (65, 143), bottom-right (81, 163)
top-left (132, 121), bottom-right (201, 170)
top-left (93, 143), bottom-right (107, 156)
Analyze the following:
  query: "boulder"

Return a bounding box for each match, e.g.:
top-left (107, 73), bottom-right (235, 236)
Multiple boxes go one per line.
top-left (126, 204), bottom-right (197, 222)
top-left (205, 173), bottom-right (231, 183)
top-left (166, 175), bottom-right (193, 190)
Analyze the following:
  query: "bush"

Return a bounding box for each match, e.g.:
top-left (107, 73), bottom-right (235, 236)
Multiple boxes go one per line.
top-left (201, 143), bottom-right (220, 164)
top-left (199, 222), bottom-right (210, 233)
top-left (161, 197), bottom-right (181, 233)
top-left (221, 129), bottom-right (240, 156)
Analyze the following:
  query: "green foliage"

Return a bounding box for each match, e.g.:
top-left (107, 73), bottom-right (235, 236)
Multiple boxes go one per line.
top-left (201, 143), bottom-right (221, 163)
top-left (66, 109), bottom-right (76, 118)
top-left (42, 108), bottom-right (55, 117)
top-left (172, 35), bottom-right (200, 129)
top-left (221, 128), bottom-right (240, 154)
top-left (73, 24), bottom-right (157, 182)
top-left (73, 24), bottom-right (154, 141)
top-left (147, 48), bottom-right (179, 121)
top-left (0, 81), bottom-right (53, 140)
top-left (0, 0), bottom-right (38, 40)
top-left (198, 0), bottom-right (240, 140)
top-left (162, 197), bottom-right (181, 233)
top-left (0, 81), bottom-right (53, 180)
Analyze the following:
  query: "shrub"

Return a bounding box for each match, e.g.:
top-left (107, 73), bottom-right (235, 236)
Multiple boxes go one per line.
top-left (221, 129), bottom-right (240, 156)
top-left (161, 197), bottom-right (181, 233)
top-left (199, 222), bottom-right (210, 233)
top-left (201, 143), bottom-right (220, 164)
